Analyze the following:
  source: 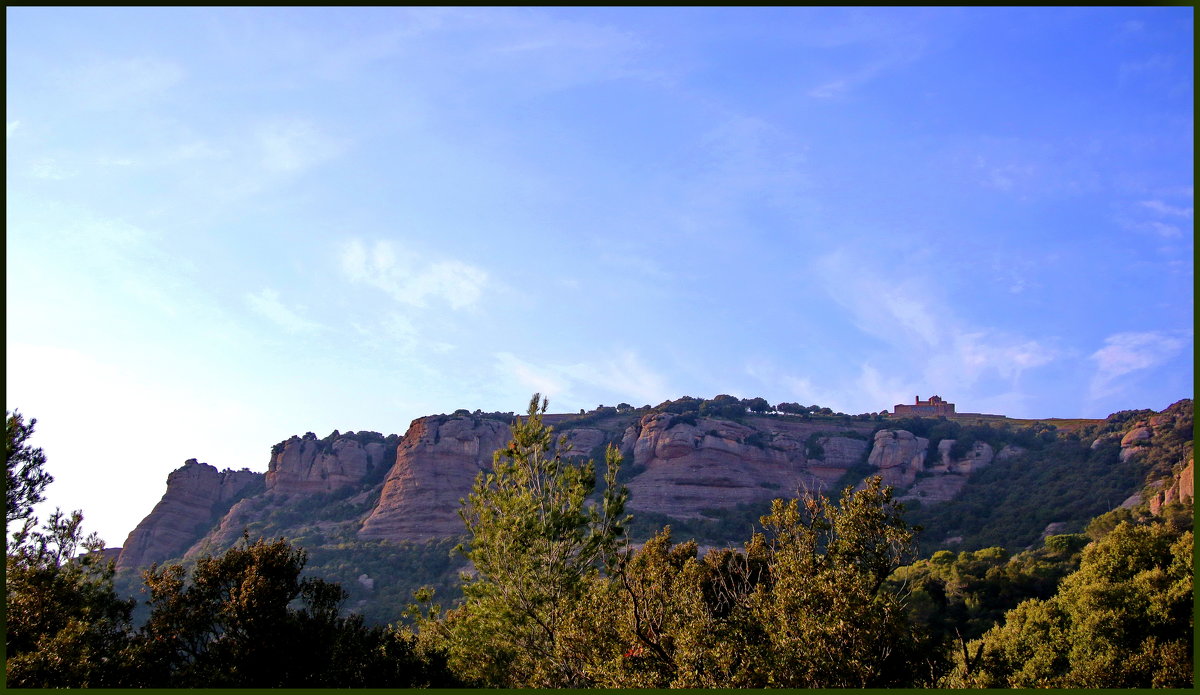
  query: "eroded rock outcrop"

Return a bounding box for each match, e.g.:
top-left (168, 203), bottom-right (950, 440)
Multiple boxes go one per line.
top-left (266, 434), bottom-right (386, 495)
top-left (623, 413), bottom-right (870, 519)
top-left (120, 401), bottom-right (1189, 558)
top-left (895, 439), bottom-right (992, 505)
top-left (1149, 454), bottom-right (1194, 515)
top-left (355, 411), bottom-right (875, 537)
top-left (1118, 425), bottom-right (1156, 462)
top-left (997, 444), bottom-right (1026, 460)
top-left (810, 435), bottom-right (872, 483)
top-left (867, 430), bottom-right (928, 488)
top-left (358, 416), bottom-right (513, 541)
top-left (117, 460), bottom-right (261, 570)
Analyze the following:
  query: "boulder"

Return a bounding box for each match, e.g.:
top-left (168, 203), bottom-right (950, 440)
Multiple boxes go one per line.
top-left (866, 430), bottom-right (928, 488)
top-left (951, 442), bottom-right (994, 474)
top-left (1120, 426), bottom-right (1152, 448)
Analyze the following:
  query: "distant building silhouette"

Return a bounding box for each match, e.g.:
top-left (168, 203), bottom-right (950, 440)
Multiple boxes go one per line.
top-left (893, 395), bottom-right (956, 417)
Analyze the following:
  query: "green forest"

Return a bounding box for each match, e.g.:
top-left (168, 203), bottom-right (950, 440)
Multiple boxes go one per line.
top-left (5, 397), bottom-right (1193, 688)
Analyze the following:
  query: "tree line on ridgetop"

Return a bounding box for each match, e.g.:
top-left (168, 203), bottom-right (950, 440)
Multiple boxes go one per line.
top-left (5, 397), bottom-right (1193, 687)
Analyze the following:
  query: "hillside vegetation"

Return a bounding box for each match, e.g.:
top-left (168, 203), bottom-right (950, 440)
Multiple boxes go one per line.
top-left (6, 397), bottom-right (1192, 687)
top-left (110, 396), bottom-right (1193, 626)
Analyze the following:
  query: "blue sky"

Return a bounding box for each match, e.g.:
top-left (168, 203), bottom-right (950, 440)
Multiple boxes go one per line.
top-left (6, 7), bottom-right (1193, 547)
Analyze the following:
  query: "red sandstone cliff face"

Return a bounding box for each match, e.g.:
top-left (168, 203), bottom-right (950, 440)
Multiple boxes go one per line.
top-left (1150, 454), bottom-right (1194, 514)
top-left (357, 416), bottom-right (513, 541)
top-left (116, 460), bottom-right (261, 570)
top-left (119, 403), bottom-right (1191, 568)
top-left (266, 434), bottom-right (386, 495)
top-left (1109, 401), bottom-right (1194, 511)
top-left (356, 412), bottom-right (876, 539)
top-left (623, 413), bottom-right (871, 518)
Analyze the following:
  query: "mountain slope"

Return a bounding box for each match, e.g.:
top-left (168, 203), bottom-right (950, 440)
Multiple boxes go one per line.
top-left (113, 397), bottom-right (1192, 625)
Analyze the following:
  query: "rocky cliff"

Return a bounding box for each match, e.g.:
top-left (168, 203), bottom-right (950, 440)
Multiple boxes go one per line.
top-left (622, 413), bottom-right (872, 518)
top-left (115, 400), bottom-right (1193, 572)
top-left (116, 460), bottom-right (262, 570)
top-left (852, 428), bottom-right (1002, 505)
top-left (866, 429), bottom-right (930, 488)
top-left (1149, 454), bottom-right (1195, 514)
top-left (358, 415), bottom-right (513, 541)
top-left (266, 432), bottom-right (387, 495)
top-left (1104, 399), bottom-right (1194, 512)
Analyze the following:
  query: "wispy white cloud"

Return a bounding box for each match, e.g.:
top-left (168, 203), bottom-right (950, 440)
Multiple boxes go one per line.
top-left (563, 350), bottom-right (672, 406)
top-left (173, 140), bottom-right (230, 162)
top-left (815, 249), bottom-right (1060, 409)
top-left (853, 364), bottom-right (920, 414)
top-left (1088, 330), bottom-right (1190, 400)
top-left (814, 250), bottom-right (940, 352)
top-left (495, 352), bottom-right (572, 400)
top-left (494, 349), bottom-right (671, 407)
top-left (808, 52), bottom-right (911, 100)
top-left (1118, 54), bottom-right (1173, 82)
top-left (783, 374), bottom-right (856, 413)
top-left (1116, 20), bottom-right (1145, 39)
top-left (28, 157), bottom-right (76, 180)
top-left (62, 57), bottom-right (184, 110)
top-left (1139, 199), bottom-right (1193, 218)
top-left (244, 288), bottom-right (322, 333)
top-left (804, 16), bottom-right (928, 100)
top-left (927, 331), bottom-right (1058, 388)
top-left (670, 115), bottom-right (810, 237)
top-left (340, 239), bottom-right (488, 310)
top-left (1129, 220), bottom-right (1183, 238)
top-left (257, 119), bottom-right (344, 174)
top-left (7, 120), bottom-right (19, 139)
top-left (973, 155), bottom-right (1036, 193)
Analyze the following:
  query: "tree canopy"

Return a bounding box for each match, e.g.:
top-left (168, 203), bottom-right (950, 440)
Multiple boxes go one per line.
top-left (6, 410), bottom-right (54, 530)
top-left (437, 394), bottom-right (629, 687)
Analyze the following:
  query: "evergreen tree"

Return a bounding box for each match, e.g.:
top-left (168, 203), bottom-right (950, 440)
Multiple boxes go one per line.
top-left (5, 411), bottom-right (136, 687)
top-left (555, 477), bottom-right (928, 688)
top-left (6, 410), bottom-right (54, 530)
top-left (439, 394), bottom-right (628, 687)
top-left (131, 535), bottom-right (456, 687)
top-left (955, 521), bottom-right (1193, 687)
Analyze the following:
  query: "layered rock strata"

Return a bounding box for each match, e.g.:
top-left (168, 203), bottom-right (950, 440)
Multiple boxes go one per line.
top-left (358, 412), bottom-right (875, 536)
top-left (357, 416), bottom-right (512, 541)
top-left (623, 414), bottom-right (870, 518)
top-left (117, 460), bottom-right (261, 570)
top-left (266, 434), bottom-right (386, 495)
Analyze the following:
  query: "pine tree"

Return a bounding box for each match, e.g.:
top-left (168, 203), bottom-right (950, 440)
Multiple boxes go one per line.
top-left (442, 394), bottom-right (628, 687)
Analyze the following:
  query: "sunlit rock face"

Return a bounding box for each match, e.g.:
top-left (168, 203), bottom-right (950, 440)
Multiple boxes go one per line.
top-left (896, 440), bottom-right (994, 505)
top-left (266, 435), bottom-right (385, 495)
top-left (116, 459), bottom-right (261, 570)
top-left (357, 416), bottom-right (512, 542)
top-left (867, 430), bottom-right (929, 489)
top-left (1150, 456), bottom-right (1194, 515)
top-left (355, 411), bottom-right (876, 539)
top-left (623, 413), bottom-right (872, 519)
